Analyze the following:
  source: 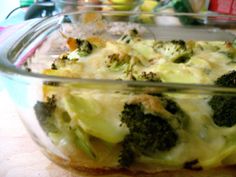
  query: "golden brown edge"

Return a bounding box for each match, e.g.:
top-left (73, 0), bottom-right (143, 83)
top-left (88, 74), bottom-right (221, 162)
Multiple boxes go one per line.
top-left (44, 151), bottom-right (236, 177)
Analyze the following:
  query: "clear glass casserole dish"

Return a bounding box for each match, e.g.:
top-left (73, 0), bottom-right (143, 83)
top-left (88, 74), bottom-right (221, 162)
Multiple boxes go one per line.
top-left (1, 9), bottom-right (236, 177)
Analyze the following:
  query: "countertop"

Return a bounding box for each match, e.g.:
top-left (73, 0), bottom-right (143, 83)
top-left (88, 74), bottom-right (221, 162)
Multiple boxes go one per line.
top-left (0, 89), bottom-right (79, 177)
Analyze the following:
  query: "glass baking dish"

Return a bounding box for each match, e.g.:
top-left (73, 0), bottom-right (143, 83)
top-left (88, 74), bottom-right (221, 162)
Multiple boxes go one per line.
top-left (1, 9), bottom-right (236, 177)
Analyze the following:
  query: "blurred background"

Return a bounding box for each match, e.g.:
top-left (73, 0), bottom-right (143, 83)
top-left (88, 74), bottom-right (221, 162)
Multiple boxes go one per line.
top-left (0, 0), bottom-right (20, 21)
top-left (0, 0), bottom-right (235, 25)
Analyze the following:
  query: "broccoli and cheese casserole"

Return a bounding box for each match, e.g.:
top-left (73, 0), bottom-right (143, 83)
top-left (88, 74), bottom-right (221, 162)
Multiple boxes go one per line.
top-left (32, 26), bottom-right (236, 175)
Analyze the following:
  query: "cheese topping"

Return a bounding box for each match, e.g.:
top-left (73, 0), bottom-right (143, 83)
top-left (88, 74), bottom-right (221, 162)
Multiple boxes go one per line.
top-left (35, 30), bottom-right (236, 170)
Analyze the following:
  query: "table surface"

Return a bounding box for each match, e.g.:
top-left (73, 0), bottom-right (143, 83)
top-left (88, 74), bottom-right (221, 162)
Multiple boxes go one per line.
top-left (0, 89), bottom-right (80, 177)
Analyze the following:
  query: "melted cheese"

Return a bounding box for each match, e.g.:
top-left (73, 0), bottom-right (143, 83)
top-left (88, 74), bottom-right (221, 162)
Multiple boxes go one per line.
top-left (42, 37), bottom-right (236, 169)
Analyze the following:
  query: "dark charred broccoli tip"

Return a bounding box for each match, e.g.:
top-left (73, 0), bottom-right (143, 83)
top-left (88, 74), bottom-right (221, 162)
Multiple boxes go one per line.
top-left (51, 63), bottom-right (57, 70)
top-left (119, 103), bottom-right (178, 167)
top-left (76, 39), bottom-right (93, 57)
top-left (139, 71), bottom-right (161, 82)
top-left (184, 159), bottom-right (202, 170)
top-left (171, 40), bottom-right (186, 48)
top-left (209, 70), bottom-right (236, 127)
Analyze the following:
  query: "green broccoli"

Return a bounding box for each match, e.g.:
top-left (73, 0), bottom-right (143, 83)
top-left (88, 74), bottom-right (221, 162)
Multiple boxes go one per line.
top-left (34, 95), bottom-right (58, 133)
top-left (76, 39), bottom-right (93, 57)
top-left (209, 70), bottom-right (236, 127)
top-left (119, 97), bottom-right (181, 167)
top-left (153, 40), bottom-right (192, 63)
top-left (34, 95), bottom-right (96, 159)
top-left (215, 70), bottom-right (236, 87)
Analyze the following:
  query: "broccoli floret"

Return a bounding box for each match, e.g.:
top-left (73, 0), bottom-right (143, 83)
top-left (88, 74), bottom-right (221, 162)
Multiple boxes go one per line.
top-left (119, 102), bottom-right (179, 167)
top-left (67, 37), bottom-right (93, 57)
top-left (209, 96), bottom-right (236, 127)
top-left (209, 70), bottom-right (236, 127)
top-left (76, 39), bottom-right (93, 57)
top-left (153, 40), bottom-right (192, 63)
top-left (119, 29), bottom-right (139, 44)
top-left (215, 70), bottom-right (236, 87)
top-left (105, 53), bottom-right (131, 71)
top-left (34, 95), bottom-right (58, 133)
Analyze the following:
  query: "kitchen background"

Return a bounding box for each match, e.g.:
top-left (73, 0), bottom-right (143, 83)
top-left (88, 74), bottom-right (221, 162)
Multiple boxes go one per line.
top-left (0, 0), bottom-right (235, 24)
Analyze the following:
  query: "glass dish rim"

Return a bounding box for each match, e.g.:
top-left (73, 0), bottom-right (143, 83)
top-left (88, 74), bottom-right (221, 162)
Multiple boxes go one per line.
top-left (1, 10), bottom-right (236, 94)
